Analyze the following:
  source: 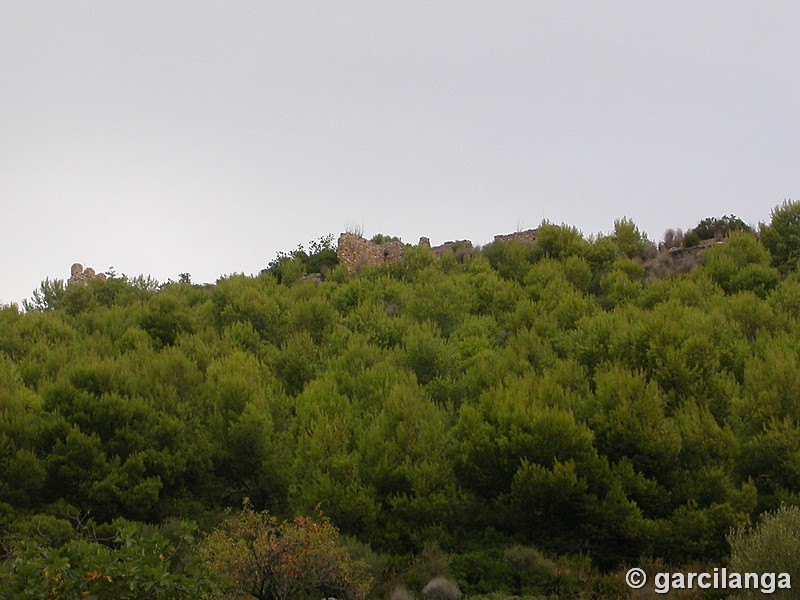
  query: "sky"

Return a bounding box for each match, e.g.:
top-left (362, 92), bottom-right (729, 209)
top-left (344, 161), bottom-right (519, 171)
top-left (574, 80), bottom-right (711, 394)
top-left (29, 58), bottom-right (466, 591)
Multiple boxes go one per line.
top-left (2, 1), bottom-right (799, 304)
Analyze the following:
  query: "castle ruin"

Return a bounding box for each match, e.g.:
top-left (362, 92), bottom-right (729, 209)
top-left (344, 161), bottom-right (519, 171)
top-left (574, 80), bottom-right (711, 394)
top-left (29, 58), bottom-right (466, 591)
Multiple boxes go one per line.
top-left (336, 233), bottom-right (406, 273)
top-left (336, 229), bottom-right (535, 273)
top-left (68, 263), bottom-right (105, 286)
top-left (493, 228), bottom-right (539, 245)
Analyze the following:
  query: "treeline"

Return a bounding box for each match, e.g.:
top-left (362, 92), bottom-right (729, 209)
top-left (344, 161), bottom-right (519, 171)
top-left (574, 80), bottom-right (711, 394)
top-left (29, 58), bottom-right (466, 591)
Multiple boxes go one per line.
top-left (2, 203), bottom-right (800, 597)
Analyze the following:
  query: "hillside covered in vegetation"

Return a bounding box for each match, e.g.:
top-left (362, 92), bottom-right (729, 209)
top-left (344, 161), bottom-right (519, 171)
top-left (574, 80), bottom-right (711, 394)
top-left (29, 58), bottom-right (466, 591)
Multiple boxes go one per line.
top-left (2, 203), bottom-right (800, 598)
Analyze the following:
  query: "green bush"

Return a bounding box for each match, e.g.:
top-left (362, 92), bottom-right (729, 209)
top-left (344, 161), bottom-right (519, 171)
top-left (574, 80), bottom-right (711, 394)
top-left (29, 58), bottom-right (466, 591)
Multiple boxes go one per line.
top-left (728, 505), bottom-right (800, 599)
top-left (200, 504), bottom-right (372, 600)
top-left (0, 519), bottom-right (213, 600)
top-left (760, 200), bottom-right (800, 273)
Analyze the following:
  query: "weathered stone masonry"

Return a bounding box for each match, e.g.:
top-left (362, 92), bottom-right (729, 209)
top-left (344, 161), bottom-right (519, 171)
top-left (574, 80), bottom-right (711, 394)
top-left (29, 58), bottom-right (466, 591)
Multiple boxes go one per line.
top-left (336, 233), bottom-right (406, 273)
top-left (493, 228), bottom-right (538, 245)
top-left (336, 230), bottom-right (533, 273)
top-left (68, 263), bottom-right (105, 286)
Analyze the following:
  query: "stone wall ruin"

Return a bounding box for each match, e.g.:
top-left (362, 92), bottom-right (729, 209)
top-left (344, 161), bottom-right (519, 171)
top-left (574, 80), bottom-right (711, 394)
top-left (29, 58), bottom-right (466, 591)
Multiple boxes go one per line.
top-left (336, 228), bottom-right (540, 272)
top-left (68, 263), bottom-right (106, 286)
top-left (493, 228), bottom-right (539, 245)
top-left (430, 239), bottom-right (473, 258)
top-left (336, 233), bottom-right (406, 273)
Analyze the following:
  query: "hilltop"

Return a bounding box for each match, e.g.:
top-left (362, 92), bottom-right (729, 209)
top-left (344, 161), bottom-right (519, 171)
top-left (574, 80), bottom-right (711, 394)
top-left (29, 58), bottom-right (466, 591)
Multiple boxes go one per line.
top-left (2, 202), bottom-right (799, 598)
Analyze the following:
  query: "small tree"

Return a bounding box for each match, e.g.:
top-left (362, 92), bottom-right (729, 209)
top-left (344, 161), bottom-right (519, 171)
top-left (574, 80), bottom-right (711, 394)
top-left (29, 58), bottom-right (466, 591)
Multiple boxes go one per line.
top-left (265, 235), bottom-right (339, 282)
top-left (761, 200), bottom-right (800, 273)
top-left (200, 504), bottom-right (371, 600)
top-left (728, 505), bottom-right (800, 599)
top-left (611, 217), bottom-right (648, 259)
top-left (693, 214), bottom-right (751, 240)
top-left (660, 228), bottom-right (684, 251)
top-left (22, 278), bottom-right (66, 312)
top-left (391, 586), bottom-right (416, 600)
top-left (422, 576), bottom-right (462, 600)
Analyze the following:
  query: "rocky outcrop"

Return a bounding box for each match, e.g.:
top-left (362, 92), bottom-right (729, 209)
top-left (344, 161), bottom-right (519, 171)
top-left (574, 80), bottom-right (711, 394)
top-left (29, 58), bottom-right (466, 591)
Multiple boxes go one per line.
top-left (666, 238), bottom-right (721, 257)
top-left (644, 240), bottom-right (721, 278)
top-left (68, 263), bottom-right (106, 286)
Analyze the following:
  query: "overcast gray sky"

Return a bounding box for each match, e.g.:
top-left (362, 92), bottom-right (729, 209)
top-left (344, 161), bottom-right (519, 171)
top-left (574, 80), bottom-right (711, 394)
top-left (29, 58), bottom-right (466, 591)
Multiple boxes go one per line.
top-left (2, 2), bottom-right (799, 304)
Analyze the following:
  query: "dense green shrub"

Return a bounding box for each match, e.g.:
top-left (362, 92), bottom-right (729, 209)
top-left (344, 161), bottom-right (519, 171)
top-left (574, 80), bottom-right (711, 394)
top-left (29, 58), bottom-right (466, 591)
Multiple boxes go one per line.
top-left (728, 505), bottom-right (800, 599)
top-left (760, 200), bottom-right (800, 273)
top-left (4, 211), bottom-right (800, 596)
top-left (0, 519), bottom-right (214, 599)
top-left (200, 504), bottom-right (371, 600)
